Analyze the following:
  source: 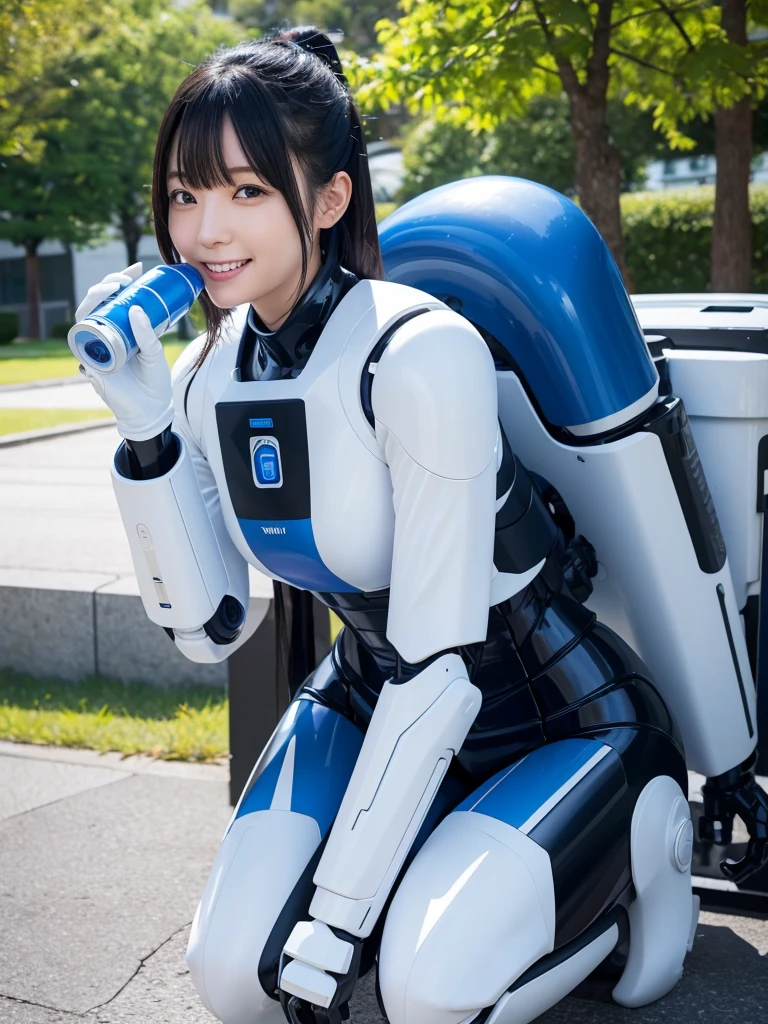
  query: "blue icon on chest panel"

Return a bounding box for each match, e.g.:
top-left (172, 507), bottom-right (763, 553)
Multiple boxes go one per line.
top-left (250, 436), bottom-right (282, 489)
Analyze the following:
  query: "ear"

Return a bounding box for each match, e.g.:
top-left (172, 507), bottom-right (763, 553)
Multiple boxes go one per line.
top-left (315, 172), bottom-right (353, 230)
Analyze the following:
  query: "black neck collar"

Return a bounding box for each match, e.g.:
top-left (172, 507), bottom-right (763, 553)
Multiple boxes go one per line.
top-left (244, 229), bottom-right (358, 380)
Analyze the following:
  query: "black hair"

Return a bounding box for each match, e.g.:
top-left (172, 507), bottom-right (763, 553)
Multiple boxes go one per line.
top-left (152, 27), bottom-right (384, 366)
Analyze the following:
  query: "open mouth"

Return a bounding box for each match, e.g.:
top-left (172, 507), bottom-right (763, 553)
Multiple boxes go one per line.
top-left (201, 259), bottom-right (252, 280)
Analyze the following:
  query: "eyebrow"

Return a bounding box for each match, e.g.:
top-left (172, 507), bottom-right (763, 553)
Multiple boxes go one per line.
top-left (167, 166), bottom-right (259, 181)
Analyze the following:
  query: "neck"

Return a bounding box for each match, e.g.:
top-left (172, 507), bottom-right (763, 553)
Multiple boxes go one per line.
top-left (245, 228), bottom-right (358, 379)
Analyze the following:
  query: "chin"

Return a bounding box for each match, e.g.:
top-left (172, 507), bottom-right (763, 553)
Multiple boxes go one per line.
top-left (203, 283), bottom-right (253, 310)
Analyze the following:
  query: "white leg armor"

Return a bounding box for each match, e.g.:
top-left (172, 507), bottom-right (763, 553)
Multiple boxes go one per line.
top-left (378, 810), bottom-right (557, 1024)
top-left (187, 809), bottom-right (320, 1024)
top-left (187, 691), bottom-right (364, 1024)
top-left (305, 654), bottom-right (482, 938)
top-left (379, 750), bottom-right (696, 1024)
top-left (612, 776), bottom-right (699, 1008)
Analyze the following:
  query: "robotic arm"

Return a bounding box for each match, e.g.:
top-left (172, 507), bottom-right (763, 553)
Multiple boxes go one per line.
top-left (110, 327), bottom-right (258, 664)
top-left (279, 654), bottom-right (482, 1022)
top-left (278, 310), bottom-right (498, 1021)
top-left (111, 427), bottom-right (251, 662)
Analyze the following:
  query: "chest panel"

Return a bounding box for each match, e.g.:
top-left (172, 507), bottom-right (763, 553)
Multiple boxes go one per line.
top-left (199, 282), bottom-right (444, 595)
top-left (215, 397), bottom-right (359, 592)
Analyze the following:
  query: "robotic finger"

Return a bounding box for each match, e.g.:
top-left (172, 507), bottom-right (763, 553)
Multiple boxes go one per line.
top-left (700, 754), bottom-right (768, 884)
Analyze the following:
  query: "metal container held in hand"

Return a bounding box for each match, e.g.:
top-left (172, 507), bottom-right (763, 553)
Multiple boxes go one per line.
top-left (68, 263), bottom-right (204, 373)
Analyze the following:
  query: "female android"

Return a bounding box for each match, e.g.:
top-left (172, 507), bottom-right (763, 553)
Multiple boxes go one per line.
top-left (76, 28), bottom-right (758, 1024)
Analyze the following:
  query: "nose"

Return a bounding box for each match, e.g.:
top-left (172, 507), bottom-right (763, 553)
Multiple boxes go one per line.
top-left (197, 196), bottom-right (233, 250)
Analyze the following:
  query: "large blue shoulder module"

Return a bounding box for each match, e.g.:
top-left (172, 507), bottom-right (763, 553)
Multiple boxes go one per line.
top-left (379, 176), bottom-right (658, 435)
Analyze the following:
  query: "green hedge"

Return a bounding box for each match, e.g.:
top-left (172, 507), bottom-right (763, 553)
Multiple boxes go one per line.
top-left (0, 311), bottom-right (19, 345)
top-left (48, 321), bottom-right (72, 339)
top-left (622, 184), bottom-right (768, 293)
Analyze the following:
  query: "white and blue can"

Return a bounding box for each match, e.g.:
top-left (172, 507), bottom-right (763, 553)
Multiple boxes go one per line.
top-left (68, 264), bottom-right (204, 373)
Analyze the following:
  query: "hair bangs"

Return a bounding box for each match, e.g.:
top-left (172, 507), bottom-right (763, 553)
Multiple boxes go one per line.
top-left (173, 91), bottom-right (232, 191)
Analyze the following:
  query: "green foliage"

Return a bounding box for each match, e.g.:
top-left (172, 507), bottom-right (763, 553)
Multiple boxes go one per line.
top-left (0, 0), bottom-right (241, 258)
top-left (350, 1), bottom-right (768, 151)
top-left (398, 97), bottom-right (671, 203)
top-left (622, 185), bottom-right (768, 293)
top-left (0, 0), bottom-right (98, 158)
top-left (228, 0), bottom-right (400, 56)
top-left (48, 321), bottom-right (72, 339)
top-left (0, 311), bottom-right (19, 345)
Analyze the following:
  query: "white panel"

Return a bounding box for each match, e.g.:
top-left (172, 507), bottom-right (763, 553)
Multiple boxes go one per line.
top-left (663, 349), bottom-right (768, 607)
top-left (372, 309), bottom-right (499, 479)
top-left (310, 654), bottom-right (481, 936)
top-left (198, 280), bottom-right (445, 593)
top-left (613, 777), bottom-right (696, 1007)
top-left (381, 428), bottom-right (497, 662)
top-left (111, 435), bottom-right (229, 629)
top-left (186, 809), bottom-right (321, 1024)
top-left (488, 924), bottom-right (619, 1024)
top-left (378, 811), bottom-right (555, 1024)
top-left (283, 920), bottom-right (354, 974)
top-left (497, 372), bottom-right (756, 776)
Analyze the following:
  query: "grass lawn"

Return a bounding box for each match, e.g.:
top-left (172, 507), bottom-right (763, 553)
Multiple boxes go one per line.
top-left (0, 407), bottom-right (113, 436)
top-left (0, 337), bottom-right (189, 386)
top-left (0, 668), bottom-right (228, 762)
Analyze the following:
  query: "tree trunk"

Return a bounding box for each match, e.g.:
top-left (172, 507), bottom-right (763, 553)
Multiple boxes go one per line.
top-left (24, 240), bottom-right (42, 340)
top-left (711, 0), bottom-right (752, 292)
top-left (120, 210), bottom-right (143, 268)
top-left (569, 92), bottom-right (633, 289)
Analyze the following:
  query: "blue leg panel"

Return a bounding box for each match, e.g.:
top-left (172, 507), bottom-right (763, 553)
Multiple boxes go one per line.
top-left (232, 695), bottom-right (364, 838)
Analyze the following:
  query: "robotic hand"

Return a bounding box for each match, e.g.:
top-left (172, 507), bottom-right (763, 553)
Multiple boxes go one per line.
top-left (700, 753), bottom-right (768, 884)
top-left (76, 262), bottom-right (173, 441)
top-left (277, 921), bottom-right (363, 1024)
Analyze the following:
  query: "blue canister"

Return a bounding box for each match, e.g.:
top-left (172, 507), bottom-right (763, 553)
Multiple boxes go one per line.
top-left (68, 263), bottom-right (204, 373)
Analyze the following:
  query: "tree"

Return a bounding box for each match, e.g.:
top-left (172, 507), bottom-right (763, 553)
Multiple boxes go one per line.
top-left (53, 0), bottom-right (240, 265)
top-left (397, 95), bottom-right (666, 203)
top-left (0, 140), bottom-right (114, 338)
top-left (353, 1), bottom-right (767, 288)
top-left (712, 0), bottom-right (752, 291)
top-left (0, 0), bottom-right (241, 337)
top-left (228, 0), bottom-right (400, 55)
top-left (0, 0), bottom-right (96, 160)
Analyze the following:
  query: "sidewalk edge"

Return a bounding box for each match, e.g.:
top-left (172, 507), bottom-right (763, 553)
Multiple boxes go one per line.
top-left (0, 417), bottom-right (114, 448)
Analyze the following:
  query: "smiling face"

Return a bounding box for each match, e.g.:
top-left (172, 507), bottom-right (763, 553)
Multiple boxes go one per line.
top-left (167, 116), bottom-right (352, 330)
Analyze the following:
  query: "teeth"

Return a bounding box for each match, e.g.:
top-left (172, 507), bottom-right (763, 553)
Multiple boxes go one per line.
top-left (205, 260), bottom-right (249, 273)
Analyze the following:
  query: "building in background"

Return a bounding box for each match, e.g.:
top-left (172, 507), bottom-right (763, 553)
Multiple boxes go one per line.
top-left (644, 152), bottom-right (768, 190)
top-left (0, 235), bottom-right (162, 339)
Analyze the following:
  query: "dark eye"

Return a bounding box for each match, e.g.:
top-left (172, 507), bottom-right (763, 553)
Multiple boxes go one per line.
top-left (234, 185), bottom-right (265, 200)
top-left (169, 189), bottom-right (195, 205)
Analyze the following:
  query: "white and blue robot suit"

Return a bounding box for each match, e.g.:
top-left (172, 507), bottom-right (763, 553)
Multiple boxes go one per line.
top-left (107, 200), bottom-right (767, 1024)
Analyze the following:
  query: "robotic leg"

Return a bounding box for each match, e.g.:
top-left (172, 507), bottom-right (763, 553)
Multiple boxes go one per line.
top-left (186, 658), bottom-right (363, 1024)
top-left (378, 733), bottom-right (696, 1024)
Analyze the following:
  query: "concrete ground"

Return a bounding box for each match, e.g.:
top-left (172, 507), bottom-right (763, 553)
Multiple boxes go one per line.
top-left (1, 739), bottom-right (767, 1024)
top-left (0, 425), bottom-right (134, 584)
top-left (0, 380), bottom-right (106, 410)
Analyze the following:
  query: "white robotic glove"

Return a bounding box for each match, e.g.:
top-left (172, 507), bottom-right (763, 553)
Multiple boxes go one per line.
top-left (76, 262), bottom-right (173, 442)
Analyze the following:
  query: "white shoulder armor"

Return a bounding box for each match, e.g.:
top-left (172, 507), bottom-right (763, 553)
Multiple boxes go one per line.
top-left (372, 310), bottom-right (500, 663)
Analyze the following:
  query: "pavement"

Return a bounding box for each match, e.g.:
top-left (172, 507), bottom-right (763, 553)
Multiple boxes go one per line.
top-left (0, 739), bottom-right (766, 1024)
top-left (0, 380), bottom-right (106, 410)
top-left (0, 425), bottom-right (134, 585)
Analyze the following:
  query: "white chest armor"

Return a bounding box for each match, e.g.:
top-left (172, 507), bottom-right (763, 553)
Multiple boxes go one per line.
top-left (194, 279), bottom-right (443, 593)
